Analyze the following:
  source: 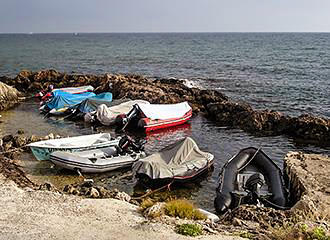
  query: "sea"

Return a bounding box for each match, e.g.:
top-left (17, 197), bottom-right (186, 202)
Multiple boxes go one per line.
top-left (0, 33), bottom-right (329, 210)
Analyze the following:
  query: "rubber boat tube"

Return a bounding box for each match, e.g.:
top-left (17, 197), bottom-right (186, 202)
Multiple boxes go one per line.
top-left (214, 147), bottom-right (287, 214)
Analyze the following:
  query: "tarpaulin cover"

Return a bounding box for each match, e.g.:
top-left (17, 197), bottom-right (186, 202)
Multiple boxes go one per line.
top-left (132, 137), bottom-right (213, 179)
top-left (136, 101), bottom-right (191, 120)
top-left (94, 100), bottom-right (150, 125)
top-left (46, 92), bottom-right (96, 111)
top-left (52, 86), bottom-right (94, 96)
top-left (71, 92), bottom-right (113, 113)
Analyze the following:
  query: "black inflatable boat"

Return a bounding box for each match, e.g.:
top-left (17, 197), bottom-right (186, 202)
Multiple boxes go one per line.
top-left (214, 147), bottom-right (287, 215)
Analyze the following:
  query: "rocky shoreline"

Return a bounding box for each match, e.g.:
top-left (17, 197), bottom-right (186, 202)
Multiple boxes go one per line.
top-left (0, 70), bottom-right (329, 239)
top-left (0, 132), bottom-right (329, 239)
top-left (1, 69), bottom-right (329, 145)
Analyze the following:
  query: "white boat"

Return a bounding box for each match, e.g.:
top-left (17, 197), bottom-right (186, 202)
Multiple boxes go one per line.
top-left (50, 137), bottom-right (146, 173)
top-left (85, 100), bottom-right (150, 125)
top-left (50, 147), bottom-right (145, 173)
top-left (27, 133), bottom-right (119, 161)
top-left (52, 86), bottom-right (94, 94)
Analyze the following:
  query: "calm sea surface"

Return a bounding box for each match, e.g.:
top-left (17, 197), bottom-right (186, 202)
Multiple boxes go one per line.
top-left (0, 33), bottom-right (329, 211)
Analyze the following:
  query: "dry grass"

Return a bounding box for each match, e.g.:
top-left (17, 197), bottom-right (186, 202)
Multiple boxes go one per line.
top-left (139, 198), bottom-right (154, 212)
top-left (164, 199), bottom-right (206, 220)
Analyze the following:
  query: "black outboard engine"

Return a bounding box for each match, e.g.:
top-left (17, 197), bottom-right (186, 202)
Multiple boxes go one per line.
top-left (119, 104), bottom-right (140, 131)
top-left (244, 173), bottom-right (265, 204)
top-left (117, 135), bottom-right (146, 154)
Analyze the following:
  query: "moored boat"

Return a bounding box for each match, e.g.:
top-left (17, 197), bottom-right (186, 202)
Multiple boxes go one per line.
top-left (119, 101), bottom-right (192, 132)
top-left (50, 135), bottom-right (146, 173)
top-left (214, 147), bottom-right (287, 215)
top-left (85, 100), bottom-right (150, 125)
top-left (65, 92), bottom-right (113, 119)
top-left (132, 137), bottom-right (214, 185)
top-left (42, 91), bottom-right (96, 115)
top-left (27, 133), bottom-right (119, 161)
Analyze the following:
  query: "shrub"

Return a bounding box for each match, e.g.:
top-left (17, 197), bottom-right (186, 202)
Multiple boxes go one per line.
top-left (164, 199), bottom-right (206, 220)
top-left (176, 223), bottom-right (202, 237)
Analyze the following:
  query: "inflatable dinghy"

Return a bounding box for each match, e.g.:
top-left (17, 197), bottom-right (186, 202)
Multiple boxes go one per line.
top-left (214, 147), bottom-right (287, 215)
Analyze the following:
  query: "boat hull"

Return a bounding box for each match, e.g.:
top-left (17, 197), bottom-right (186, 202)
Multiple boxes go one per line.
top-left (50, 151), bottom-right (146, 173)
top-left (28, 133), bottom-right (119, 161)
top-left (138, 109), bottom-right (192, 132)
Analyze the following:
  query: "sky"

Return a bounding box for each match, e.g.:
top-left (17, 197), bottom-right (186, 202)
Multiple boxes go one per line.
top-left (1, 0), bottom-right (330, 33)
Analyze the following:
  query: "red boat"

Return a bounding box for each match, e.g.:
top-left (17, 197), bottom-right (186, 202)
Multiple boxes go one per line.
top-left (138, 109), bottom-right (192, 132)
top-left (119, 101), bottom-right (193, 132)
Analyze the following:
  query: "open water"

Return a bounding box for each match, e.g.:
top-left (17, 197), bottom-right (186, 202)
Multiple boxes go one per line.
top-left (0, 33), bottom-right (329, 211)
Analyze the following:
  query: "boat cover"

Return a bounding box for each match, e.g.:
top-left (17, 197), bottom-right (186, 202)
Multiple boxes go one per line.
top-left (71, 92), bottom-right (113, 113)
top-left (94, 100), bottom-right (150, 125)
top-left (137, 102), bottom-right (191, 120)
top-left (46, 92), bottom-right (96, 111)
top-left (52, 86), bottom-right (94, 96)
top-left (132, 137), bottom-right (213, 179)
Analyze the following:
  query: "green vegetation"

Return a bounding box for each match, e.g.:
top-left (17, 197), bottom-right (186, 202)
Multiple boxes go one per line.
top-left (164, 199), bottom-right (206, 220)
top-left (271, 224), bottom-right (329, 240)
top-left (176, 223), bottom-right (202, 237)
top-left (237, 231), bottom-right (254, 239)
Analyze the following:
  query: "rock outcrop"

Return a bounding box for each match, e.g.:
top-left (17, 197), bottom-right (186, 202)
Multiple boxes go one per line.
top-left (284, 152), bottom-right (330, 220)
top-left (1, 69), bottom-right (329, 145)
top-left (0, 81), bottom-right (22, 111)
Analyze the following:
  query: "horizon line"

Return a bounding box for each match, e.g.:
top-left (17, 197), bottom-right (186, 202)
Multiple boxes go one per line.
top-left (1, 31), bottom-right (330, 34)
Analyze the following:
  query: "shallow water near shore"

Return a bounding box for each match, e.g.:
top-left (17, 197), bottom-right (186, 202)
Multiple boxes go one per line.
top-left (1, 99), bottom-right (329, 211)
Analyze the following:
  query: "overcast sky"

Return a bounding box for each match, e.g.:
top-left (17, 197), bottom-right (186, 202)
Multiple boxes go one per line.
top-left (1, 0), bottom-right (330, 33)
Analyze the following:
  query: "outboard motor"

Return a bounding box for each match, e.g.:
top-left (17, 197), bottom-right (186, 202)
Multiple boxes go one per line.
top-left (244, 173), bottom-right (265, 203)
top-left (119, 104), bottom-right (140, 131)
top-left (117, 135), bottom-right (146, 154)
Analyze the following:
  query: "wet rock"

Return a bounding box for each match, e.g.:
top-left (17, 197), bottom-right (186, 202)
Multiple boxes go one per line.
top-left (13, 135), bottom-right (26, 148)
top-left (3, 141), bottom-right (13, 152)
top-left (2, 134), bottom-right (14, 143)
top-left (17, 129), bottom-right (24, 135)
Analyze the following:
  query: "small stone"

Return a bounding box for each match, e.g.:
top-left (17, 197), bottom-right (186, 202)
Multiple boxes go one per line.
top-left (87, 187), bottom-right (100, 198)
top-left (2, 134), bottom-right (14, 142)
top-left (13, 135), bottom-right (26, 147)
top-left (144, 202), bottom-right (165, 218)
top-left (39, 182), bottom-right (56, 191)
top-left (114, 191), bottom-right (131, 202)
top-left (232, 217), bottom-right (242, 226)
top-left (3, 142), bottom-right (13, 151)
top-left (48, 133), bottom-right (55, 139)
top-left (17, 129), bottom-right (24, 134)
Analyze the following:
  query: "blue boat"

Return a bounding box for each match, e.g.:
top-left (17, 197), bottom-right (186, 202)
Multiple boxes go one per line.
top-left (44, 91), bottom-right (96, 114)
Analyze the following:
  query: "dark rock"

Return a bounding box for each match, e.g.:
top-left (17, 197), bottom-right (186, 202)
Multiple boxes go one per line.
top-left (2, 135), bottom-right (14, 143)
top-left (17, 129), bottom-right (25, 135)
top-left (13, 135), bottom-right (26, 148)
top-left (39, 182), bottom-right (57, 191)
